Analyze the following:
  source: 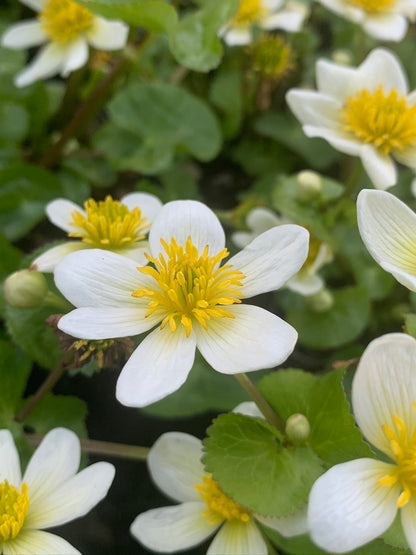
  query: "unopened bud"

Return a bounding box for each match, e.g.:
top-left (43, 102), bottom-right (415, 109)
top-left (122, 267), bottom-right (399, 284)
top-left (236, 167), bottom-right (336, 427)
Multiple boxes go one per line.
top-left (296, 170), bottom-right (322, 202)
top-left (285, 413), bottom-right (310, 444)
top-left (306, 288), bottom-right (334, 313)
top-left (3, 269), bottom-right (48, 309)
top-left (332, 49), bottom-right (353, 66)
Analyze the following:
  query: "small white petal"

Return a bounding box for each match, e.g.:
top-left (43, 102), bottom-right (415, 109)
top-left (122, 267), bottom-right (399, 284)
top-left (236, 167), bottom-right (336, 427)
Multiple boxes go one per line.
top-left (60, 38), bottom-right (88, 77)
top-left (229, 225), bottom-right (309, 298)
top-left (131, 502), bottom-right (219, 553)
top-left (116, 325), bottom-right (196, 407)
top-left (222, 28), bottom-right (252, 46)
top-left (303, 125), bottom-right (362, 156)
top-left (246, 207), bottom-right (282, 234)
top-left (316, 59), bottom-right (361, 102)
top-left (260, 10), bottom-right (304, 31)
top-left (360, 145), bottom-right (397, 189)
top-left (46, 199), bottom-right (84, 233)
top-left (86, 17), bottom-right (129, 51)
top-left (231, 231), bottom-right (256, 249)
top-left (121, 192), bottom-right (163, 224)
top-left (286, 90), bottom-right (343, 129)
top-left (401, 497), bottom-right (416, 554)
top-left (286, 272), bottom-right (324, 296)
top-left (3, 530), bottom-right (80, 555)
top-left (393, 145), bottom-right (416, 169)
top-left (113, 245), bottom-right (148, 265)
top-left (232, 402), bottom-right (263, 418)
top-left (207, 519), bottom-right (267, 555)
top-left (358, 48), bottom-right (408, 95)
top-left (0, 430), bottom-right (21, 486)
top-left (308, 459), bottom-right (400, 553)
top-left (256, 505), bottom-right (308, 537)
top-left (19, 0), bottom-right (45, 12)
top-left (148, 432), bottom-right (205, 503)
top-left (1, 21), bottom-right (46, 49)
top-left (31, 242), bottom-right (89, 273)
top-left (194, 305), bottom-right (297, 374)
top-left (149, 201), bottom-right (225, 258)
top-left (15, 43), bottom-right (66, 87)
top-left (363, 14), bottom-right (407, 42)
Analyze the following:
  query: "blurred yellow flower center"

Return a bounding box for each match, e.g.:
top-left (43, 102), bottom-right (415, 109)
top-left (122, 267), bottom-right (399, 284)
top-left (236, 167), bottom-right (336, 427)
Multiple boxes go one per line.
top-left (378, 403), bottom-right (416, 507)
top-left (195, 476), bottom-right (251, 524)
top-left (343, 86), bottom-right (416, 154)
top-left (348, 0), bottom-right (396, 12)
top-left (40, 0), bottom-right (93, 43)
top-left (0, 481), bottom-right (29, 541)
top-left (250, 35), bottom-right (294, 80)
top-left (69, 196), bottom-right (150, 250)
top-left (133, 237), bottom-right (245, 337)
top-left (232, 0), bottom-right (267, 28)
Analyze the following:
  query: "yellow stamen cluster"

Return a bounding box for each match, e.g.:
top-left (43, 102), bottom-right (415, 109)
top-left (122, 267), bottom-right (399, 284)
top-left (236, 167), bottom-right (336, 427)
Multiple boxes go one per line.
top-left (195, 476), bottom-right (251, 524)
top-left (249, 35), bottom-right (294, 80)
top-left (232, 0), bottom-right (267, 28)
top-left (133, 237), bottom-right (245, 337)
top-left (348, 0), bottom-right (397, 12)
top-left (40, 0), bottom-right (93, 43)
top-left (343, 86), bottom-right (416, 154)
top-left (0, 481), bottom-right (29, 541)
top-left (69, 196), bottom-right (150, 250)
top-left (378, 402), bottom-right (416, 507)
top-left (73, 338), bottom-right (115, 367)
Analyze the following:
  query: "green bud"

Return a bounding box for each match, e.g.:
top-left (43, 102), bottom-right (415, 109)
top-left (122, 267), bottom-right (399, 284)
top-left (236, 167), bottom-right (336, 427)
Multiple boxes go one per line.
top-left (3, 269), bottom-right (49, 309)
top-left (285, 413), bottom-right (310, 444)
top-left (306, 288), bottom-right (334, 313)
top-left (296, 170), bottom-right (322, 202)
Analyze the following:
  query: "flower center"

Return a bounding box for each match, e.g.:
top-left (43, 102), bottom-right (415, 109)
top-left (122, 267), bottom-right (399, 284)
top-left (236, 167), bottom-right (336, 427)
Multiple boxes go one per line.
top-left (68, 196), bottom-right (150, 250)
top-left (249, 35), bottom-right (294, 80)
top-left (195, 476), bottom-right (251, 524)
top-left (0, 481), bottom-right (29, 542)
top-left (343, 86), bottom-right (416, 154)
top-left (40, 0), bottom-right (94, 43)
top-left (231, 0), bottom-right (267, 28)
top-left (132, 237), bottom-right (245, 337)
top-left (347, 0), bottom-right (396, 12)
top-left (378, 403), bottom-right (416, 507)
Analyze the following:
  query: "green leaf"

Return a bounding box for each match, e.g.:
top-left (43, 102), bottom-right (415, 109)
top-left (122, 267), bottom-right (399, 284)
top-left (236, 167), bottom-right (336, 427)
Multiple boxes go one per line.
top-left (0, 102), bottom-right (29, 143)
top-left (405, 313), bottom-right (416, 339)
top-left (209, 68), bottom-right (242, 139)
top-left (258, 368), bottom-right (374, 465)
top-left (203, 413), bottom-right (324, 517)
top-left (0, 339), bottom-right (31, 426)
top-left (0, 231), bottom-right (22, 313)
top-left (63, 156), bottom-right (116, 189)
top-left (169, 0), bottom-right (239, 72)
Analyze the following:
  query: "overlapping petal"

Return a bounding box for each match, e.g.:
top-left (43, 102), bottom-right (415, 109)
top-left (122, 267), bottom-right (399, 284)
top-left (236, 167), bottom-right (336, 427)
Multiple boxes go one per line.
top-left (207, 519), bottom-right (267, 555)
top-left (86, 17), bottom-right (129, 50)
top-left (1, 21), bottom-right (46, 49)
top-left (0, 430), bottom-right (22, 486)
top-left (15, 43), bottom-right (66, 87)
top-left (3, 530), bottom-right (81, 555)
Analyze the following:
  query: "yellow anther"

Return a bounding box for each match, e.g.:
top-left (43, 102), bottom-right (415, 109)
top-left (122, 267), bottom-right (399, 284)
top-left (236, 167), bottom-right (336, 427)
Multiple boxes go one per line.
top-left (40, 0), bottom-right (93, 43)
top-left (231, 0), bottom-right (267, 28)
top-left (195, 476), bottom-right (251, 524)
top-left (348, 0), bottom-right (396, 12)
top-left (0, 481), bottom-right (29, 541)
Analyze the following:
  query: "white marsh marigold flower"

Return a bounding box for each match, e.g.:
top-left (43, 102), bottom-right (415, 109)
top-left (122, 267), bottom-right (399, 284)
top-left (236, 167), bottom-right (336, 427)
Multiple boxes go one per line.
top-left (1, 0), bottom-right (129, 87)
top-left (0, 427), bottom-right (115, 554)
top-left (308, 333), bottom-right (416, 553)
top-left (31, 192), bottom-right (162, 272)
top-left (54, 200), bottom-right (309, 407)
top-left (287, 48), bottom-right (416, 189)
top-left (130, 432), bottom-right (308, 554)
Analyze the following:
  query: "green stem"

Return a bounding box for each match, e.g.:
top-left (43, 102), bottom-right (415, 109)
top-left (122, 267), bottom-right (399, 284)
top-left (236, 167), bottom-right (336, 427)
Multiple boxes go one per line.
top-left (234, 373), bottom-right (285, 434)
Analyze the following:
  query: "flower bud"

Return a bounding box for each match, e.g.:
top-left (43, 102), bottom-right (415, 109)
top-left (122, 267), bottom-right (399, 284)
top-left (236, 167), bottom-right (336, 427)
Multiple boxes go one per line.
top-left (331, 49), bottom-right (353, 66)
top-left (306, 288), bottom-right (334, 313)
top-left (3, 269), bottom-right (48, 309)
top-left (296, 170), bottom-right (322, 202)
top-left (285, 413), bottom-right (310, 444)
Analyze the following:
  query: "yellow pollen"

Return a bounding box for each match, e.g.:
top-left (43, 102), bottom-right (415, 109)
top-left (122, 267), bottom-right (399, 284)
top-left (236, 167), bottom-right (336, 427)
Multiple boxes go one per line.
top-left (132, 237), bottom-right (245, 337)
top-left (68, 196), bottom-right (150, 250)
top-left (0, 481), bottom-right (29, 542)
top-left (231, 0), bottom-right (267, 28)
top-left (378, 402), bottom-right (416, 508)
top-left (343, 86), bottom-right (416, 154)
top-left (347, 0), bottom-right (397, 12)
top-left (195, 476), bottom-right (251, 524)
top-left (40, 0), bottom-right (93, 43)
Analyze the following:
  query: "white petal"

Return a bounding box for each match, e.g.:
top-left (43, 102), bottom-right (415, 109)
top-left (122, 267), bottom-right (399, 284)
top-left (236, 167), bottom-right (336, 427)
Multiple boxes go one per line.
top-left (286, 90), bottom-right (343, 129)
top-left (1, 21), bottom-right (46, 49)
top-left (0, 430), bottom-right (21, 486)
top-left (86, 17), bottom-right (129, 50)
top-left (31, 242), bottom-right (89, 273)
top-left (58, 306), bottom-right (160, 340)
top-left (363, 14), bottom-right (407, 42)
top-left (229, 225), bottom-right (309, 298)
top-left (149, 200), bottom-right (225, 258)
top-left (358, 48), bottom-right (408, 95)
top-left (352, 333), bottom-right (416, 457)
top-left (116, 325), bottom-right (196, 407)
top-left (18, 0), bottom-right (45, 12)
top-left (46, 199), bottom-right (84, 233)
top-left (60, 38), bottom-right (89, 77)
top-left (263, 0), bottom-right (284, 10)
top-left (207, 519), bottom-right (267, 555)
top-left (121, 192), bottom-right (163, 224)
top-left (401, 497), bottom-right (416, 554)
top-left (286, 272), bottom-right (324, 296)
top-left (23, 429), bottom-right (80, 507)
top-left (308, 459), bottom-right (400, 554)
top-left (303, 125), bottom-right (363, 156)
top-left (357, 189), bottom-right (416, 292)
top-left (360, 145), bottom-right (397, 189)
top-left (147, 432), bottom-right (205, 503)
top-left (131, 502), bottom-right (219, 553)
top-left (316, 59), bottom-right (361, 102)
top-left (393, 145), bottom-right (416, 169)
top-left (246, 207), bottom-right (282, 233)
top-left (113, 245), bottom-right (148, 265)
top-left (3, 530), bottom-right (80, 555)
top-left (15, 43), bottom-right (66, 87)
top-left (25, 462), bottom-right (115, 528)
top-left (260, 10), bottom-right (304, 31)
top-left (232, 402), bottom-right (263, 418)
top-left (222, 28), bottom-right (252, 46)
top-left (255, 505), bottom-right (308, 537)
top-left (231, 231), bottom-right (256, 249)
top-left (194, 304), bottom-right (297, 374)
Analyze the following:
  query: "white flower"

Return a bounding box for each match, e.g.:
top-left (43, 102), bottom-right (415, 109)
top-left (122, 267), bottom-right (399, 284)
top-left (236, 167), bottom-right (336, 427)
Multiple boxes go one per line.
top-left (1, 0), bottom-right (129, 87)
top-left (130, 431), bottom-right (308, 554)
top-left (308, 333), bottom-right (416, 554)
top-left (357, 189), bottom-right (416, 292)
top-left (232, 207), bottom-right (332, 296)
top-left (54, 200), bottom-right (309, 407)
top-left (219, 0), bottom-right (309, 46)
top-left (315, 0), bottom-right (416, 42)
top-left (286, 48), bottom-right (416, 189)
top-left (0, 427), bottom-right (115, 554)
top-left (31, 192), bottom-right (163, 272)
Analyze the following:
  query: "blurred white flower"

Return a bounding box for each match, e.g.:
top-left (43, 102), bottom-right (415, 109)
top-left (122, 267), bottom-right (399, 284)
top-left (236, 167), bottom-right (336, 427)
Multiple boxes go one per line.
top-left (315, 0), bottom-right (416, 41)
top-left (31, 193), bottom-right (162, 272)
top-left (287, 48), bottom-right (416, 189)
top-left (54, 200), bottom-right (309, 407)
top-left (308, 333), bottom-right (416, 554)
top-left (131, 431), bottom-right (308, 554)
top-left (220, 0), bottom-right (309, 46)
top-left (1, 0), bottom-right (129, 87)
top-left (0, 427), bottom-right (114, 554)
